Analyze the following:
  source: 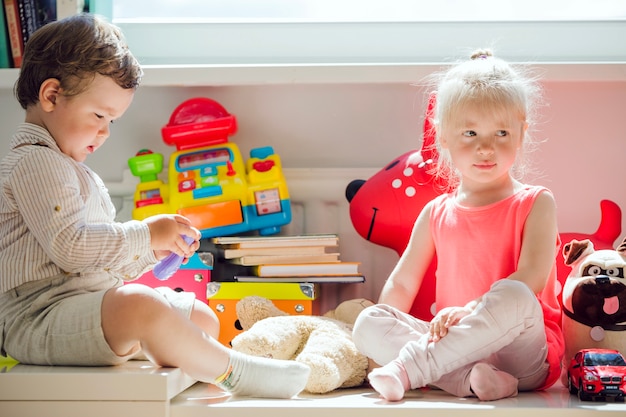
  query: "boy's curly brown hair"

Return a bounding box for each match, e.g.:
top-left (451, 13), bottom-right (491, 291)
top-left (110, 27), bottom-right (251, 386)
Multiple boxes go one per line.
top-left (15, 13), bottom-right (143, 109)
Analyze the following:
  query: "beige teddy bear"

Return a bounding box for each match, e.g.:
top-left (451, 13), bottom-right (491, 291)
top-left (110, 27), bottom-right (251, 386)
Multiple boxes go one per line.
top-left (231, 296), bottom-right (373, 394)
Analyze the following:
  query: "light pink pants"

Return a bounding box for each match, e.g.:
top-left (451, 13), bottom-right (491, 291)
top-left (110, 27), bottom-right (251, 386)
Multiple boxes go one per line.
top-left (352, 279), bottom-right (549, 397)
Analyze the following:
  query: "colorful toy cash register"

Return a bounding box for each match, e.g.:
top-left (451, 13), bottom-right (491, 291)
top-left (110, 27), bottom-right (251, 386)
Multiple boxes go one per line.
top-left (128, 97), bottom-right (292, 239)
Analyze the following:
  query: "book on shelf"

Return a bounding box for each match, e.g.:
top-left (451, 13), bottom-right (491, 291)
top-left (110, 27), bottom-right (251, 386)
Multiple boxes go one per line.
top-left (35, 0), bottom-right (57, 25)
top-left (252, 261), bottom-right (361, 277)
top-left (233, 275), bottom-right (365, 284)
top-left (19, 0), bottom-right (39, 47)
top-left (4, 0), bottom-right (24, 67)
top-left (229, 252), bottom-right (341, 266)
top-left (211, 234), bottom-right (339, 249)
top-left (216, 244), bottom-right (332, 260)
top-left (0, 1), bottom-right (12, 68)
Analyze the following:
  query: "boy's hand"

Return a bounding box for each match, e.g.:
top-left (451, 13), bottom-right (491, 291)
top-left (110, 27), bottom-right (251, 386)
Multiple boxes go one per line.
top-left (144, 214), bottom-right (201, 260)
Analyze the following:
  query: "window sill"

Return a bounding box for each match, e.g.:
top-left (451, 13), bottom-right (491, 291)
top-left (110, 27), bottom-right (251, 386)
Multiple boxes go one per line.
top-left (1, 61), bottom-right (625, 89)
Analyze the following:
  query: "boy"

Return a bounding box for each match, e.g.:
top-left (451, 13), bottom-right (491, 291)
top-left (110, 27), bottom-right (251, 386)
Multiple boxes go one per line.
top-left (0, 14), bottom-right (309, 398)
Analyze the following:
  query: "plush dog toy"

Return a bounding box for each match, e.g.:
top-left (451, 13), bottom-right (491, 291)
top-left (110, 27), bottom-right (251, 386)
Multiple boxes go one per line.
top-left (557, 200), bottom-right (622, 292)
top-left (561, 236), bottom-right (626, 380)
top-left (231, 296), bottom-right (373, 394)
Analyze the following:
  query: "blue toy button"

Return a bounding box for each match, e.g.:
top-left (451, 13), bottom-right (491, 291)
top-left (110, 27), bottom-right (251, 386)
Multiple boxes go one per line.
top-left (250, 146), bottom-right (274, 159)
top-left (193, 185), bottom-right (223, 199)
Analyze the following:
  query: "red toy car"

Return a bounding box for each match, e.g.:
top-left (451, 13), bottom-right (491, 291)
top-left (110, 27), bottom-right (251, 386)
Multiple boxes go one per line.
top-left (567, 348), bottom-right (626, 401)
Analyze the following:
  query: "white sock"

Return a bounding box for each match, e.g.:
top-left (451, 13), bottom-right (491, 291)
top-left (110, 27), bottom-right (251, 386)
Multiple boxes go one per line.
top-left (216, 351), bottom-right (310, 398)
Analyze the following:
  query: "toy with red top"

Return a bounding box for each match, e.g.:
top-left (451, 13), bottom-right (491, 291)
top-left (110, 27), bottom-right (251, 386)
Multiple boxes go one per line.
top-left (345, 93), bottom-right (442, 320)
top-left (128, 97), bottom-right (292, 239)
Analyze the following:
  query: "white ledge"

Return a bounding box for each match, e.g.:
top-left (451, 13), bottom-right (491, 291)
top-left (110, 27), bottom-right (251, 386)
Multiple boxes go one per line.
top-left (139, 62), bottom-right (626, 86)
top-left (1, 61), bottom-right (625, 90)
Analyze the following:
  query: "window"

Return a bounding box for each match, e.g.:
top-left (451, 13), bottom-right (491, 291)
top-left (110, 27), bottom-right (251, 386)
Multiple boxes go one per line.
top-left (99, 1), bottom-right (626, 68)
top-left (112, 0), bottom-right (626, 22)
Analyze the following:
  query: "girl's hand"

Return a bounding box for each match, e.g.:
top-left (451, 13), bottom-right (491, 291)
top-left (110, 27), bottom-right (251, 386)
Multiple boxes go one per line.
top-left (429, 306), bottom-right (472, 342)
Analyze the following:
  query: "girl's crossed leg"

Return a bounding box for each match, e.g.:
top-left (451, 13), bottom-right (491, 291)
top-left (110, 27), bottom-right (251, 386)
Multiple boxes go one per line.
top-left (353, 280), bottom-right (548, 401)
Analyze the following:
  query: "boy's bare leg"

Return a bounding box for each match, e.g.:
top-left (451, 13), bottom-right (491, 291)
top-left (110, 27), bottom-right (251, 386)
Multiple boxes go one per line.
top-left (101, 284), bottom-right (309, 398)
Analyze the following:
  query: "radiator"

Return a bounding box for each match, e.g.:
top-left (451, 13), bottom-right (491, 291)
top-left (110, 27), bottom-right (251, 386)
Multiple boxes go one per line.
top-left (106, 168), bottom-right (398, 313)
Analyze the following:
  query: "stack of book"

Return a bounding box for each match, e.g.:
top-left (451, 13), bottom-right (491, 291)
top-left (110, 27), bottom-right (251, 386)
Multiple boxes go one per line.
top-left (205, 234), bottom-right (365, 284)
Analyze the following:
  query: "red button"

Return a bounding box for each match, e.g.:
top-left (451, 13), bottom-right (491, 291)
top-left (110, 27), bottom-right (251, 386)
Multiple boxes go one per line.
top-left (179, 179), bottom-right (196, 192)
top-left (252, 160), bottom-right (275, 172)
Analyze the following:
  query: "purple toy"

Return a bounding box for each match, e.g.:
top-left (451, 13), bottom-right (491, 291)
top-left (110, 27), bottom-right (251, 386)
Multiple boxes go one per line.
top-left (153, 235), bottom-right (195, 280)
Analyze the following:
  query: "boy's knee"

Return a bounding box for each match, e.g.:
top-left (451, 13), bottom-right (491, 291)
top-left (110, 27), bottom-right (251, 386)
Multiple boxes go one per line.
top-left (191, 300), bottom-right (220, 338)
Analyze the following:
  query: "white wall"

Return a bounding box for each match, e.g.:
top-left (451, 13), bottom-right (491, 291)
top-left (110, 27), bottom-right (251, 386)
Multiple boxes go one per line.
top-left (538, 81), bottom-right (626, 237)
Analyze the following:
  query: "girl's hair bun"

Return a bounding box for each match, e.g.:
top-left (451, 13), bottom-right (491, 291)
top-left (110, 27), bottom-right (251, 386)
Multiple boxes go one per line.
top-left (470, 49), bottom-right (493, 60)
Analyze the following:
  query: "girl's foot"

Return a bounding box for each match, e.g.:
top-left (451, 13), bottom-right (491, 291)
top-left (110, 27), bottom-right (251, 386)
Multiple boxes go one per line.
top-left (469, 362), bottom-right (518, 401)
top-left (368, 359), bottom-right (410, 401)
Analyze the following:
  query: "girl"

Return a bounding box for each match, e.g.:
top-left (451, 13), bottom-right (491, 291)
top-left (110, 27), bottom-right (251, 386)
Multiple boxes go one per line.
top-left (0, 14), bottom-right (309, 399)
top-left (352, 50), bottom-right (564, 402)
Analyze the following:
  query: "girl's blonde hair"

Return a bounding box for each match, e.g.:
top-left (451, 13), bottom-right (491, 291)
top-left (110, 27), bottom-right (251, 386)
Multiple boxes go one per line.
top-left (15, 14), bottom-right (143, 109)
top-left (428, 49), bottom-right (543, 190)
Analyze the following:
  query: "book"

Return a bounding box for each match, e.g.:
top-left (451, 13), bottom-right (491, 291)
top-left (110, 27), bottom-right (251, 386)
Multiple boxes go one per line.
top-left (35, 0), bottom-right (57, 25)
top-left (252, 262), bottom-right (361, 277)
top-left (4, 0), bottom-right (24, 67)
top-left (211, 234), bottom-right (339, 249)
top-left (0, 1), bottom-right (12, 67)
top-left (219, 245), bottom-right (331, 260)
top-left (233, 275), bottom-right (365, 284)
top-left (18, 0), bottom-right (41, 50)
top-left (230, 252), bottom-right (341, 266)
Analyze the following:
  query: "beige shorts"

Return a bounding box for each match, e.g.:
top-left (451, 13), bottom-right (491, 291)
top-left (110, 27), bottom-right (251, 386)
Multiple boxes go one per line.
top-left (0, 273), bottom-right (195, 366)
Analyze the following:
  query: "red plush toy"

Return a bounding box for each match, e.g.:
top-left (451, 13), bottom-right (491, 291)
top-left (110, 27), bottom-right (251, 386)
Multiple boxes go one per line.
top-left (345, 94), bottom-right (443, 320)
top-left (346, 94), bottom-right (623, 321)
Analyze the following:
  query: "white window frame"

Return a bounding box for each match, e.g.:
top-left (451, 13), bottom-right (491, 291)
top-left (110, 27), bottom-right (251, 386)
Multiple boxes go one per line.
top-left (90, 1), bottom-right (626, 85)
top-left (115, 20), bottom-right (626, 66)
